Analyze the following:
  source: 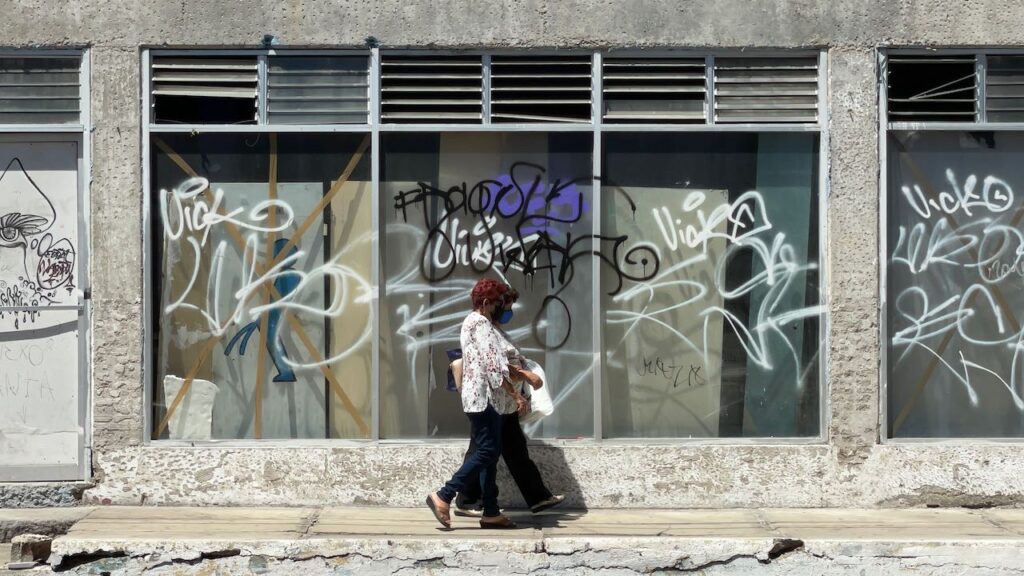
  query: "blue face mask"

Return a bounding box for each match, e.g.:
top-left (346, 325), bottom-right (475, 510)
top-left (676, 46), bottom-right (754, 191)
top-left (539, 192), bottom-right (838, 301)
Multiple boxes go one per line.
top-left (497, 307), bottom-right (514, 325)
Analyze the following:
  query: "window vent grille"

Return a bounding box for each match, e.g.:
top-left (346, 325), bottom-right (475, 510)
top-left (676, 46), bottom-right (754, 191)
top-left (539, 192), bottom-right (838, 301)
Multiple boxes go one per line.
top-left (714, 57), bottom-right (818, 123)
top-left (266, 56), bottom-right (369, 125)
top-left (0, 57), bottom-right (80, 124)
top-left (602, 57), bottom-right (705, 123)
top-left (380, 55), bottom-right (482, 123)
top-left (886, 55), bottom-right (976, 122)
top-left (152, 56), bottom-right (258, 124)
top-left (986, 55), bottom-right (1024, 123)
top-left (490, 55), bottom-right (592, 123)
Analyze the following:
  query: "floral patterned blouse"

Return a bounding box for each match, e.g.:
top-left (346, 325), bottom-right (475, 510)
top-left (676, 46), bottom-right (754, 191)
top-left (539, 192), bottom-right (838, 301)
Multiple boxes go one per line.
top-left (459, 311), bottom-right (512, 413)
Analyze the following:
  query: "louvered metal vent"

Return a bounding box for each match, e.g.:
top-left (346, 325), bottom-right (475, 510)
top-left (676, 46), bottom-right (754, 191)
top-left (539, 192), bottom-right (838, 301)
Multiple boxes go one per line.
top-left (886, 55), bottom-right (976, 122)
top-left (714, 57), bottom-right (818, 123)
top-left (380, 55), bottom-right (482, 123)
top-left (490, 55), bottom-right (592, 123)
top-left (152, 56), bottom-right (258, 124)
top-left (267, 56), bottom-right (369, 124)
top-left (602, 57), bottom-right (705, 123)
top-left (987, 55), bottom-right (1024, 123)
top-left (0, 57), bottom-right (80, 124)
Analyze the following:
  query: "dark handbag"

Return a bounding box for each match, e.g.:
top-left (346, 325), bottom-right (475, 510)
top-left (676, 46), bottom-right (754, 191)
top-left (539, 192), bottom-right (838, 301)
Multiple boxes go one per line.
top-left (446, 348), bottom-right (463, 392)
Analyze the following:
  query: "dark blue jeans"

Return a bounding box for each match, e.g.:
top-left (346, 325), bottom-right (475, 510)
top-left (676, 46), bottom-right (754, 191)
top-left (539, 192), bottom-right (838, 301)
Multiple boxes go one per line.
top-left (456, 412), bottom-right (553, 509)
top-left (438, 404), bottom-right (502, 516)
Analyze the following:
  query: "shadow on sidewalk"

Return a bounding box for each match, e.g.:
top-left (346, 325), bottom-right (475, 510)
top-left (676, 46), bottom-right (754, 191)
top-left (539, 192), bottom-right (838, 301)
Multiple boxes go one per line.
top-left (495, 442), bottom-right (587, 512)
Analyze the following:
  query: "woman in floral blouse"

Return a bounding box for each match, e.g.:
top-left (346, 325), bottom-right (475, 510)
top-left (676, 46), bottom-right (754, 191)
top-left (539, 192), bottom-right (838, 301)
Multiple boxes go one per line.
top-left (426, 278), bottom-right (527, 529)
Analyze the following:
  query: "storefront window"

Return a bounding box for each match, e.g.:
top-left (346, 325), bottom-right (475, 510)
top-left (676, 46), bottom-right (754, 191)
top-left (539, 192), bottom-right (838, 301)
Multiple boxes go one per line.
top-left (380, 132), bottom-right (595, 438)
top-left (151, 133), bottom-right (373, 439)
top-left (601, 133), bottom-right (822, 437)
top-left (887, 131), bottom-right (1024, 437)
top-left (147, 50), bottom-right (825, 442)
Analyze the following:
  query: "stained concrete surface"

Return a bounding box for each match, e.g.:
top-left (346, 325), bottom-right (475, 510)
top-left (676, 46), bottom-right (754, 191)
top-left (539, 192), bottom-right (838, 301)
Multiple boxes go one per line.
top-left (7, 506), bottom-right (1024, 574)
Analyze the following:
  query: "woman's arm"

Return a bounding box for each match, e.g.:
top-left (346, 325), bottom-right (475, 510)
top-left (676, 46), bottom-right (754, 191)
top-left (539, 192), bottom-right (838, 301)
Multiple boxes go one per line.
top-left (510, 366), bottom-right (543, 390)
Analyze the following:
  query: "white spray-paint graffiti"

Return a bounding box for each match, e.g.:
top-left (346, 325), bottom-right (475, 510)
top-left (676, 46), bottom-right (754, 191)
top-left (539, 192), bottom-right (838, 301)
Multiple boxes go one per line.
top-left (159, 162), bottom-right (821, 434)
top-left (889, 167), bottom-right (1024, 417)
top-left (159, 176), bottom-right (374, 372)
top-left (388, 165), bottom-right (821, 431)
top-left (613, 188), bottom-right (821, 397)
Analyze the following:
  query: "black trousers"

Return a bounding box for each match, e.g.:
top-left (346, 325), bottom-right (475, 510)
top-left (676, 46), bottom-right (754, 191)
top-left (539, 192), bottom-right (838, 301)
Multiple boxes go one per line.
top-left (456, 412), bottom-right (553, 509)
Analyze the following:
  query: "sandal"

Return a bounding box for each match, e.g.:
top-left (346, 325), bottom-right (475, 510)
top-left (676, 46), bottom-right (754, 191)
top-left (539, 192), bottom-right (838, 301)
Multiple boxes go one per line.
top-left (426, 493), bottom-right (451, 528)
top-left (479, 514), bottom-right (517, 529)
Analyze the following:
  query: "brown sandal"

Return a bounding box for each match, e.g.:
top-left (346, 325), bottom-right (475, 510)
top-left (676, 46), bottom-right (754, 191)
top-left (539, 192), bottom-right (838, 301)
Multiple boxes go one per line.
top-left (479, 514), bottom-right (517, 529)
top-left (426, 493), bottom-right (451, 528)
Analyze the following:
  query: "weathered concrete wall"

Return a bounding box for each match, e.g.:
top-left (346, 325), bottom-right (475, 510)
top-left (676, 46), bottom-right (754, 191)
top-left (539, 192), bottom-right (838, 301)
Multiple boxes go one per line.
top-left (2, 0), bottom-right (1024, 508)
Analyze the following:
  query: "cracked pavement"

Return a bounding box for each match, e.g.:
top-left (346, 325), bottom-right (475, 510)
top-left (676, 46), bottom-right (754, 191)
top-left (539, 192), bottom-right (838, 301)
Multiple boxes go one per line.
top-left (7, 506), bottom-right (1024, 574)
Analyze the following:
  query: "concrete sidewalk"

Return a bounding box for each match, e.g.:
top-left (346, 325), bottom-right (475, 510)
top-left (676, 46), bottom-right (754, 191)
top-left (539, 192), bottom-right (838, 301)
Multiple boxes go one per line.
top-left (7, 506), bottom-right (1024, 574)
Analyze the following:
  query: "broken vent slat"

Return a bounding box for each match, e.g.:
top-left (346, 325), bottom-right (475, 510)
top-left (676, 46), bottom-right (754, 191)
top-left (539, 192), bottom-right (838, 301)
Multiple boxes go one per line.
top-left (887, 54), bottom-right (978, 122)
top-left (152, 55), bottom-right (258, 124)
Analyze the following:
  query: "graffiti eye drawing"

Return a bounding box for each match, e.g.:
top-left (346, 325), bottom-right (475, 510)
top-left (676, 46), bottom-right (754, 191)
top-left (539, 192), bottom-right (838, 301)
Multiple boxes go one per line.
top-left (0, 212), bottom-right (50, 246)
top-left (0, 155), bottom-right (76, 329)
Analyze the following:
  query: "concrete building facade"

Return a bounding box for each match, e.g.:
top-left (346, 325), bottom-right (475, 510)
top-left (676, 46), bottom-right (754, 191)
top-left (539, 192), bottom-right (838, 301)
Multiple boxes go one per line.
top-left (1, 0), bottom-right (1023, 510)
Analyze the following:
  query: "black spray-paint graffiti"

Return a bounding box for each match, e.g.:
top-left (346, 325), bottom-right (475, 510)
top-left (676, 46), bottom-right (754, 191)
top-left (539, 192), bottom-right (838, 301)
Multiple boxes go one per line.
top-left (393, 161), bottom-right (660, 348)
top-left (0, 157), bottom-right (76, 330)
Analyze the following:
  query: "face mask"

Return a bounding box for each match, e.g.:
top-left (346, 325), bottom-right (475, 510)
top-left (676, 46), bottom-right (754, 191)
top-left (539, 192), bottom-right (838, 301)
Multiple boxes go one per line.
top-left (497, 307), bottom-right (514, 325)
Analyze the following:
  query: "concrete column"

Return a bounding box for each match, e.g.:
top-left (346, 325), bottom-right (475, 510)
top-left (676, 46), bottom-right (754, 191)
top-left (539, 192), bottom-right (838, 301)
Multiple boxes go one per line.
top-left (825, 47), bottom-right (880, 465)
top-left (88, 47), bottom-right (144, 453)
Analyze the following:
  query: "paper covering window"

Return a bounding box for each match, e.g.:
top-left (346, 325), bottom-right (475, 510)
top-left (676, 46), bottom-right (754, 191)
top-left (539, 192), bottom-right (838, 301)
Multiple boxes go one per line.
top-left (886, 55), bottom-right (977, 122)
top-left (602, 57), bottom-right (705, 123)
top-left (714, 57), bottom-right (819, 123)
top-left (267, 56), bottom-right (369, 124)
top-left (490, 55), bottom-right (592, 123)
top-left (380, 55), bottom-right (482, 123)
top-left (0, 57), bottom-right (81, 124)
top-left (152, 56), bottom-right (258, 124)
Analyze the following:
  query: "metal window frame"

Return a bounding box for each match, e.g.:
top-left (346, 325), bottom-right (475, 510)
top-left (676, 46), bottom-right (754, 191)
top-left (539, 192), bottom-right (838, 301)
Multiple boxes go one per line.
top-left (879, 48), bottom-right (1024, 443)
top-left (0, 48), bottom-right (91, 481)
top-left (142, 47), bottom-right (828, 446)
top-left (147, 48), bottom-right (373, 128)
top-left (882, 47), bottom-right (1024, 131)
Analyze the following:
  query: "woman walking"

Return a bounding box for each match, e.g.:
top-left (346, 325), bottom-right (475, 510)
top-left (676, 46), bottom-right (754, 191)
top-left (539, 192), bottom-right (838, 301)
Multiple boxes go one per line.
top-left (455, 287), bottom-right (565, 516)
top-left (426, 278), bottom-right (526, 529)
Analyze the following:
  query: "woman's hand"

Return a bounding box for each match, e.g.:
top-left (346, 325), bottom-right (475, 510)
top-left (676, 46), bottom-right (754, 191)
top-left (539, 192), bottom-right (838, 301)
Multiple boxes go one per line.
top-left (520, 366), bottom-right (544, 389)
top-left (515, 394), bottom-right (530, 417)
top-left (509, 365), bottom-right (541, 387)
top-left (507, 364), bottom-right (523, 381)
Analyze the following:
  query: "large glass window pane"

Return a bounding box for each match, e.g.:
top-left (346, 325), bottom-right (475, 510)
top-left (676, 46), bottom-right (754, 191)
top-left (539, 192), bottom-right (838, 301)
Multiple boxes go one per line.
top-left (887, 131), bottom-right (1024, 438)
top-left (151, 133), bottom-right (372, 439)
top-left (381, 132), bottom-right (594, 439)
top-left (602, 133), bottom-right (821, 438)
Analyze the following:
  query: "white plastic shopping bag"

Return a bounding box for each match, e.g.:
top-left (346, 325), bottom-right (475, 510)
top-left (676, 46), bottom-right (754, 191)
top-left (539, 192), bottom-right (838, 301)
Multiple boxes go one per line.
top-left (519, 359), bottom-right (554, 425)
